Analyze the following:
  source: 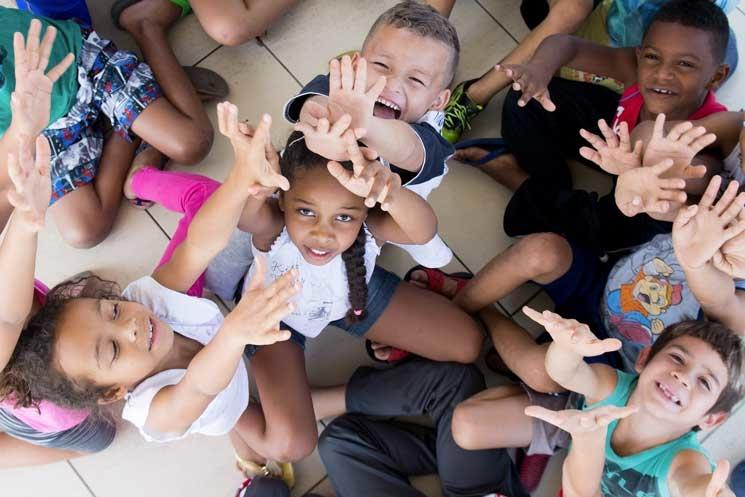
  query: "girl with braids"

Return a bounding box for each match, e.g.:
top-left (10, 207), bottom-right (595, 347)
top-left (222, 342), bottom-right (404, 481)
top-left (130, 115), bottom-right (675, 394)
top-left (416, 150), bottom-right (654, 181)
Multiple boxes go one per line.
top-left (0, 91), bottom-right (300, 480)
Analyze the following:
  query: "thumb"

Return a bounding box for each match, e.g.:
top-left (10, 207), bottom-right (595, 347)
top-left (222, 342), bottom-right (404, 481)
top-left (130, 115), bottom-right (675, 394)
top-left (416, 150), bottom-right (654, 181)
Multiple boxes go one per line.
top-left (327, 161), bottom-right (353, 183)
top-left (245, 254), bottom-right (267, 293)
top-left (673, 204), bottom-right (698, 231)
top-left (706, 460), bottom-right (731, 497)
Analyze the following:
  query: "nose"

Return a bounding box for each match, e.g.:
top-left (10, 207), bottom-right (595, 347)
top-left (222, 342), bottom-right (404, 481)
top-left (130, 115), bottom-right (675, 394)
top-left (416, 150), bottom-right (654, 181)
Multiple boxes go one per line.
top-left (655, 63), bottom-right (675, 82)
top-left (123, 317), bottom-right (138, 344)
top-left (671, 370), bottom-right (690, 389)
top-left (310, 221), bottom-right (335, 244)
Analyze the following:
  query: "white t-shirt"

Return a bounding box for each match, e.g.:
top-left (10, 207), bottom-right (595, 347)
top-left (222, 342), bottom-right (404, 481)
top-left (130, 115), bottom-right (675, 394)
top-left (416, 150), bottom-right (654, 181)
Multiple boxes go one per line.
top-left (245, 226), bottom-right (380, 337)
top-left (121, 277), bottom-right (249, 442)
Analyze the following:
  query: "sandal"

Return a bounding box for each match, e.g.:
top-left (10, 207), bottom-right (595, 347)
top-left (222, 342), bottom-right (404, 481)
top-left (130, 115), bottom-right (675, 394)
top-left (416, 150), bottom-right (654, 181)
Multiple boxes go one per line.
top-left (183, 66), bottom-right (230, 100)
top-left (453, 137), bottom-right (509, 167)
top-left (364, 340), bottom-right (413, 364)
top-left (403, 265), bottom-right (472, 298)
top-left (235, 453), bottom-right (295, 490)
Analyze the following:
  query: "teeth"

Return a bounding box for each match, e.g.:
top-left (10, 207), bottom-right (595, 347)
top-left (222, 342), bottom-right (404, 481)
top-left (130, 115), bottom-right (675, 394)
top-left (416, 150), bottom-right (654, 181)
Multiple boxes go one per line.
top-left (310, 248), bottom-right (329, 256)
top-left (653, 88), bottom-right (673, 95)
top-left (148, 321), bottom-right (153, 348)
top-left (376, 97), bottom-right (400, 111)
top-left (658, 382), bottom-right (681, 406)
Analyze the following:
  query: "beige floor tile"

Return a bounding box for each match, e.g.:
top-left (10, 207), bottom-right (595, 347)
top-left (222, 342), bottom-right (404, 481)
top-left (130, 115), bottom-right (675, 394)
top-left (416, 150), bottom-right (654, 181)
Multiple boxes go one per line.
top-left (717, 10), bottom-right (745, 110)
top-left (302, 473), bottom-right (446, 497)
top-left (36, 205), bottom-right (169, 288)
top-left (88, 0), bottom-right (220, 67)
top-left (305, 476), bottom-right (335, 496)
top-left (147, 40), bottom-right (300, 236)
top-left (512, 290), bottom-right (556, 338)
top-left (702, 403), bottom-right (745, 464)
top-left (477, 0), bottom-right (530, 42)
top-left (0, 461), bottom-right (92, 497)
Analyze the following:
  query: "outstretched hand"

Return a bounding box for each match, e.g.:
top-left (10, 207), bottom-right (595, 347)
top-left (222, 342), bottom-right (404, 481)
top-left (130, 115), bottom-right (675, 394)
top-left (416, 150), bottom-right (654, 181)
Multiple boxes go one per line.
top-left (579, 120), bottom-right (642, 175)
top-left (614, 159), bottom-right (690, 217)
top-left (525, 404), bottom-right (637, 436)
top-left (217, 102), bottom-right (289, 196)
top-left (6, 135), bottom-right (52, 233)
top-left (10, 19), bottom-right (75, 139)
top-left (642, 113), bottom-right (716, 178)
top-left (327, 131), bottom-right (401, 210)
top-left (294, 113), bottom-right (365, 161)
top-left (224, 255), bottom-right (298, 346)
top-left (522, 306), bottom-right (622, 358)
top-left (673, 176), bottom-right (745, 271)
top-left (495, 63), bottom-right (555, 112)
top-left (328, 55), bottom-right (386, 131)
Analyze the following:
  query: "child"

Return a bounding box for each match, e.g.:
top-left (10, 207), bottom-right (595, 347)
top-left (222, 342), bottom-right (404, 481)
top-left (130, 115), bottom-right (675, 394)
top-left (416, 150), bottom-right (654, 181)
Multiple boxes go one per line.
top-left (459, 0), bottom-right (730, 255)
top-left (0, 99), bottom-right (303, 482)
top-left (453, 310), bottom-right (744, 497)
top-left (284, 1), bottom-right (459, 269)
top-left (0, 10), bottom-right (212, 248)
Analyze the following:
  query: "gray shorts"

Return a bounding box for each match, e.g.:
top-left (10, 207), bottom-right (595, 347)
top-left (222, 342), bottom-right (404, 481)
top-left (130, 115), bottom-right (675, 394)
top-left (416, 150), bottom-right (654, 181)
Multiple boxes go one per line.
top-left (521, 385), bottom-right (579, 456)
top-left (0, 407), bottom-right (115, 453)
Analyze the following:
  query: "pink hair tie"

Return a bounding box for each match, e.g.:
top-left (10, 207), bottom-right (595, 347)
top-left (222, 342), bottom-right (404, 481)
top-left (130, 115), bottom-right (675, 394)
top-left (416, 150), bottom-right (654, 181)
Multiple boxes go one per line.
top-left (353, 309), bottom-right (364, 316)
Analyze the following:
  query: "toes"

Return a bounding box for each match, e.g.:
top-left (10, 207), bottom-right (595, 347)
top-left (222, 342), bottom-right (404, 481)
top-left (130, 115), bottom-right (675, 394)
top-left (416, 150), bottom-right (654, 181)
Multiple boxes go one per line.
top-left (454, 146), bottom-right (489, 162)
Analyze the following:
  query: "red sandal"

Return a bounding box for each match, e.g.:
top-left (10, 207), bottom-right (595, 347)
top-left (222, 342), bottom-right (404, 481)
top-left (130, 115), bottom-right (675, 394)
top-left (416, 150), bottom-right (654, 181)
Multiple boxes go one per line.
top-left (403, 265), bottom-right (472, 298)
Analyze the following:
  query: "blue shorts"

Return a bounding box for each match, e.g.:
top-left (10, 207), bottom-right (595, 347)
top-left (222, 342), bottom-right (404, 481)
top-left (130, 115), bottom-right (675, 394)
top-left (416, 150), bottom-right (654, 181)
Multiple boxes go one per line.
top-left (244, 266), bottom-right (401, 358)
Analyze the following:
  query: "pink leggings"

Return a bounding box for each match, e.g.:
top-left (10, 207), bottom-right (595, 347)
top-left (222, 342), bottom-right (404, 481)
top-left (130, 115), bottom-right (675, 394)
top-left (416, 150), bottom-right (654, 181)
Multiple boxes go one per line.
top-left (131, 167), bottom-right (221, 297)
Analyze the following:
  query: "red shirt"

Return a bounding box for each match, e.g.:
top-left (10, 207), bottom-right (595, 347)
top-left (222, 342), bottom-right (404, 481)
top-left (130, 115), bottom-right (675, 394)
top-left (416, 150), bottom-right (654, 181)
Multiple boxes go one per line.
top-left (611, 83), bottom-right (727, 132)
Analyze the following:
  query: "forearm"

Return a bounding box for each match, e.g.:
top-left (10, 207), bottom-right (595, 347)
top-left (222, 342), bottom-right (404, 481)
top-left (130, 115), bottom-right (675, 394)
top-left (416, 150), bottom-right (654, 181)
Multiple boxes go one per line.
top-left (683, 263), bottom-right (743, 332)
top-left (362, 119), bottom-right (424, 173)
top-left (563, 432), bottom-right (607, 497)
top-left (236, 195), bottom-right (281, 236)
top-left (545, 343), bottom-right (587, 388)
top-left (181, 330), bottom-right (244, 396)
top-left (382, 188), bottom-right (437, 244)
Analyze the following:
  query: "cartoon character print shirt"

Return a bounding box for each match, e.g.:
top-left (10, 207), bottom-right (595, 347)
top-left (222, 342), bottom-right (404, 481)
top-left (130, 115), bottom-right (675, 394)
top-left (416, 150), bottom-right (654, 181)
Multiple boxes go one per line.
top-left (601, 234), bottom-right (745, 371)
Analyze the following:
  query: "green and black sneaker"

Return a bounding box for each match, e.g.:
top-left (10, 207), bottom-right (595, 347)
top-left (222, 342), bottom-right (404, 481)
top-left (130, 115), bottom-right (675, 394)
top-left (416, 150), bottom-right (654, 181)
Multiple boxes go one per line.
top-left (443, 79), bottom-right (484, 143)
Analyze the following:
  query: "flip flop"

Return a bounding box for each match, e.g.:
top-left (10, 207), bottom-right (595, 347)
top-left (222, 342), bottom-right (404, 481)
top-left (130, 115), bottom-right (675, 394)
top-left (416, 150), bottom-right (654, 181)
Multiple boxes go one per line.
top-left (403, 265), bottom-right (472, 296)
top-left (183, 66), bottom-right (229, 99)
top-left (111, 0), bottom-right (192, 30)
top-left (453, 137), bottom-right (509, 167)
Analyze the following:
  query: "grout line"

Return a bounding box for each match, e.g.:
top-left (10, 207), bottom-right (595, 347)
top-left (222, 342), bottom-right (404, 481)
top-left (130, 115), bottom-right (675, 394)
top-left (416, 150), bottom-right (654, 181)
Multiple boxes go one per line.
top-left (303, 475), bottom-right (330, 497)
top-left (192, 45), bottom-right (224, 67)
top-left (257, 38), bottom-right (304, 88)
top-left (473, 0), bottom-right (520, 44)
top-left (508, 287), bottom-right (544, 317)
top-left (67, 461), bottom-right (97, 497)
top-left (145, 210), bottom-right (173, 241)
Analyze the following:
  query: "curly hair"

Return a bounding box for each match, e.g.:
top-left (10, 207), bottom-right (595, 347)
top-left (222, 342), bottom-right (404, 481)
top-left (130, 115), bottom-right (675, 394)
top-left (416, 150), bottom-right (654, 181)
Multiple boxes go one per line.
top-left (280, 131), bottom-right (369, 323)
top-left (0, 274), bottom-right (123, 412)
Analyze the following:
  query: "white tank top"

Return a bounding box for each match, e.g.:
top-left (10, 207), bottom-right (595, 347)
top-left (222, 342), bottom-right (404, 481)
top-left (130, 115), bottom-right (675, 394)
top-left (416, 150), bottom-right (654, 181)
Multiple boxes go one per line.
top-left (245, 226), bottom-right (380, 337)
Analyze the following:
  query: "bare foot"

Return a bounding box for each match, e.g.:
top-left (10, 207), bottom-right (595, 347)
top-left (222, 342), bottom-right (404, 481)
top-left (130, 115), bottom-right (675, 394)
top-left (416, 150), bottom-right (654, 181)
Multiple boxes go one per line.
top-left (123, 144), bottom-right (165, 202)
top-left (407, 269), bottom-right (462, 299)
top-left (369, 341), bottom-right (392, 362)
top-left (118, 0), bottom-right (181, 35)
top-left (454, 148), bottom-right (528, 192)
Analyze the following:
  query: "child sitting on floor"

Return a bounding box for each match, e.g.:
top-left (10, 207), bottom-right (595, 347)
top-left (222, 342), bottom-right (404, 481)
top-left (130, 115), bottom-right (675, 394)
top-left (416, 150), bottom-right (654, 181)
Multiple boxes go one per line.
top-left (0, 9), bottom-right (212, 248)
top-left (454, 310), bottom-right (744, 497)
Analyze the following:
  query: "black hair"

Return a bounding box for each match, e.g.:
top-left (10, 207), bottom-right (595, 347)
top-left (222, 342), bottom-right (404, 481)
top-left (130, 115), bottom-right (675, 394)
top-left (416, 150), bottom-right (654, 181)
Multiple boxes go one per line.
top-left (647, 320), bottom-right (745, 414)
top-left (645, 0), bottom-right (730, 63)
top-left (280, 132), bottom-right (368, 323)
top-left (0, 275), bottom-right (122, 411)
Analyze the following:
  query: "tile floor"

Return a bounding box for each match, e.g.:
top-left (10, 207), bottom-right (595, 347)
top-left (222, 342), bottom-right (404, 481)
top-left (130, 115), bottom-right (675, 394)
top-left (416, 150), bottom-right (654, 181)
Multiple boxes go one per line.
top-left (1, 1), bottom-right (745, 496)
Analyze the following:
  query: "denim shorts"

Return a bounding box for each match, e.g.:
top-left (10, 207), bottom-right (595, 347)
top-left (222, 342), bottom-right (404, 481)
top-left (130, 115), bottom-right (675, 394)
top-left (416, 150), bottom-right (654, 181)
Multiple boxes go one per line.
top-left (244, 265), bottom-right (401, 358)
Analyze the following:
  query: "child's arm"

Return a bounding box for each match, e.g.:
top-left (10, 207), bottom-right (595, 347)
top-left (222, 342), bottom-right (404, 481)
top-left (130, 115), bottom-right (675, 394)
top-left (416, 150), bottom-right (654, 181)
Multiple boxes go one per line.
top-left (327, 132), bottom-right (437, 245)
top-left (672, 177), bottom-right (745, 334)
top-left (153, 105), bottom-right (288, 293)
top-left (0, 135), bottom-right (51, 372)
top-left (522, 306), bottom-right (621, 403)
top-left (326, 56), bottom-right (425, 173)
top-left (526, 404), bottom-right (637, 497)
top-left (145, 257), bottom-right (298, 437)
top-left (495, 34), bottom-right (637, 111)
top-left (579, 120), bottom-right (643, 175)
top-left (669, 454), bottom-right (735, 497)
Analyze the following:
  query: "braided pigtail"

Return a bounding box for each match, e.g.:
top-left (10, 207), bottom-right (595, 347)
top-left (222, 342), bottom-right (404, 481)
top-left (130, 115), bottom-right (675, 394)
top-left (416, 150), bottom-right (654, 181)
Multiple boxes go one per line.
top-left (342, 227), bottom-right (368, 324)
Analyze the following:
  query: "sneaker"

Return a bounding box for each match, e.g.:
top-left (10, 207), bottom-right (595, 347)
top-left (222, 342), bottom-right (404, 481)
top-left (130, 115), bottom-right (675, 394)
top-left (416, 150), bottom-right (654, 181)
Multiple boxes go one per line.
top-left (443, 79), bottom-right (484, 143)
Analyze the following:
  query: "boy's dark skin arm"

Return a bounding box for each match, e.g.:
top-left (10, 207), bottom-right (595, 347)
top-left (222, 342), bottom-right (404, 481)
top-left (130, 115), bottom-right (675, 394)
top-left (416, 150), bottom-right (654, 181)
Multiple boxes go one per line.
top-left (497, 34), bottom-right (638, 110)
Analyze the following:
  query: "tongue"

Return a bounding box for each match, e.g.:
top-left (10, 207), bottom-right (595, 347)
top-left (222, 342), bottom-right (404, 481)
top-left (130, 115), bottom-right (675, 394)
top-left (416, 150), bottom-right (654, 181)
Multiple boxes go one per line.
top-left (374, 102), bottom-right (397, 120)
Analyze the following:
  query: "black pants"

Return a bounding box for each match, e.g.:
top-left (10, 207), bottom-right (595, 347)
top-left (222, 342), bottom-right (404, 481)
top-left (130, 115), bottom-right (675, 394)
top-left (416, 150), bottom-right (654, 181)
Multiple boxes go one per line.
top-left (318, 360), bottom-right (529, 497)
top-left (501, 77), bottom-right (671, 255)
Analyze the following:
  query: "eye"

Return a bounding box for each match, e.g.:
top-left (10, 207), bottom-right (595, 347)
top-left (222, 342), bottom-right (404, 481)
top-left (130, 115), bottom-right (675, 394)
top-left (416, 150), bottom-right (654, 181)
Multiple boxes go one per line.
top-left (699, 377), bottom-right (712, 391)
top-left (670, 353), bottom-right (684, 364)
top-left (409, 77), bottom-right (425, 86)
top-left (373, 61), bottom-right (389, 69)
top-left (678, 61), bottom-right (695, 68)
top-left (112, 302), bottom-right (120, 320)
top-left (644, 53), bottom-right (659, 61)
top-left (336, 214), bottom-right (353, 222)
top-left (298, 208), bottom-right (315, 217)
top-left (111, 340), bottom-right (119, 364)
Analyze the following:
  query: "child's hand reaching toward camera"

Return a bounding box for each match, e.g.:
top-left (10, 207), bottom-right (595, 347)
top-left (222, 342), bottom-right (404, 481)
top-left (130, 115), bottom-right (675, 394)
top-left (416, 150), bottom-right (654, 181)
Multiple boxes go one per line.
top-left (217, 102), bottom-right (289, 197)
top-left (294, 113), bottom-right (364, 161)
top-left (328, 55), bottom-right (386, 132)
top-left (495, 62), bottom-right (555, 112)
top-left (10, 20), bottom-right (75, 139)
top-left (525, 404), bottom-right (637, 437)
top-left (642, 113), bottom-right (716, 178)
top-left (615, 159), bottom-right (691, 217)
top-left (223, 255), bottom-right (299, 346)
top-left (579, 120), bottom-right (642, 175)
top-left (327, 131), bottom-right (402, 210)
top-left (7, 135), bottom-right (52, 233)
top-left (673, 176), bottom-right (745, 271)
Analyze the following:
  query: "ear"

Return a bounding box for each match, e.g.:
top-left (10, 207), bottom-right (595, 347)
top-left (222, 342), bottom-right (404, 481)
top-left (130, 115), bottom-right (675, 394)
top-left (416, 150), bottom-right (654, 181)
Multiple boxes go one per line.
top-left (429, 88), bottom-right (451, 112)
top-left (698, 410), bottom-right (728, 431)
top-left (706, 64), bottom-right (730, 92)
top-left (97, 385), bottom-right (128, 405)
top-left (635, 347), bottom-right (652, 373)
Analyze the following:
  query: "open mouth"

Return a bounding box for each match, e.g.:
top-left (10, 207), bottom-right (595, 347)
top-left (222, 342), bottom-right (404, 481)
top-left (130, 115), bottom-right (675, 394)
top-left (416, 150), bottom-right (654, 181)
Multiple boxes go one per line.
top-left (373, 97), bottom-right (402, 120)
top-left (648, 87), bottom-right (677, 97)
top-left (147, 318), bottom-right (156, 351)
top-left (304, 245), bottom-right (334, 262)
top-left (656, 381), bottom-right (682, 407)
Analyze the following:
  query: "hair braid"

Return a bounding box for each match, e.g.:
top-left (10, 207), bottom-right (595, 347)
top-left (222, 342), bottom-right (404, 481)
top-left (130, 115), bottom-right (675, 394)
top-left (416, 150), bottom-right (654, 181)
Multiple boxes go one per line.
top-left (342, 227), bottom-right (369, 324)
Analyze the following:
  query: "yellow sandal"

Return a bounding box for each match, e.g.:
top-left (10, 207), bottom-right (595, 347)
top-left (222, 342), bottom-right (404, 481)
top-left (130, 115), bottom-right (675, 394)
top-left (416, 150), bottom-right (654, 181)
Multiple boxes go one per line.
top-left (234, 453), bottom-right (295, 490)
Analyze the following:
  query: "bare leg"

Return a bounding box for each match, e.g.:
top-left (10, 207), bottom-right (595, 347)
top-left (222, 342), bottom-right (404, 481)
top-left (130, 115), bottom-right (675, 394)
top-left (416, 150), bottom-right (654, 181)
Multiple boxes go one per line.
top-left (311, 384), bottom-right (347, 421)
top-left (231, 341), bottom-right (318, 463)
top-left (480, 306), bottom-right (558, 392)
top-left (453, 149), bottom-right (528, 191)
top-left (365, 282), bottom-right (483, 364)
top-left (465, 0), bottom-right (594, 106)
top-left (452, 384), bottom-right (533, 450)
top-left (190, 0), bottom-right (298, 46)
top-left (0, 433), bottom-right (83, 468)
top-left (454, 233), bottom-right (573, 313)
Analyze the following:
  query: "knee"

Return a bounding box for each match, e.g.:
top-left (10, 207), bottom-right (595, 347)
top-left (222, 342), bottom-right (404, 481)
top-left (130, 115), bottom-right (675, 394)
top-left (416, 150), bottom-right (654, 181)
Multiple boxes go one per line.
top-left (59, 218), bottom-right (113, 249)
top-left (168, 126), bottom-right (213, 165)
top-left (518, 233), bottom-right (571, 279)
top-left (317, 416), bottom-right (358, 463)
top-left (265, 425), bottom-right (318, 463)
top-left (204, 18), bottom-right (259, 47)
top-left (452, 326), bottom-right (484, 364)
top-left (451, 401), bottom-right (481, 450)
